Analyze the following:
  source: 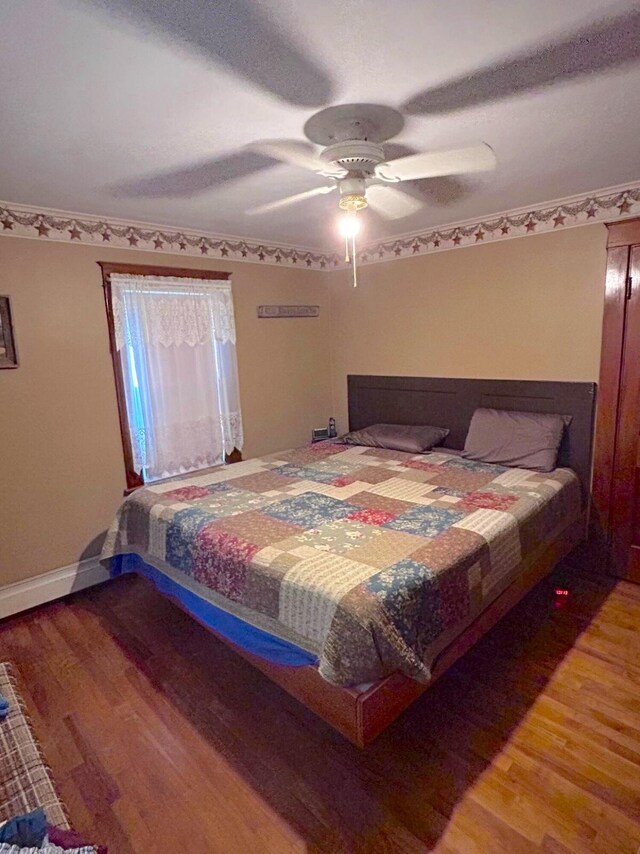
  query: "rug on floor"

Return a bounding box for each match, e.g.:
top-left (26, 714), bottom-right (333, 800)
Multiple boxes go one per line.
top-left (0, 663), bottom-right (69, 830)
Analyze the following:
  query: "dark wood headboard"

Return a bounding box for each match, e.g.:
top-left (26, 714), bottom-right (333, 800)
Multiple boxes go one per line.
top-left (347, 375), bottom-right (597, 503)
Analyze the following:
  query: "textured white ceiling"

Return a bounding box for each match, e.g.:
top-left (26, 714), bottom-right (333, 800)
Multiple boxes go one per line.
top-left (1, 0), bottom-right (639, 250)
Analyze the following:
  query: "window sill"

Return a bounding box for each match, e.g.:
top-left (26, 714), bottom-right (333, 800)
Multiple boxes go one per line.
top-left (123, 449), bottom-right (243, 497)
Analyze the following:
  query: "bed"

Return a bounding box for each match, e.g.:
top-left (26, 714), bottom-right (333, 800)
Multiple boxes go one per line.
top-left (101, 376), bottom-right (596, 746)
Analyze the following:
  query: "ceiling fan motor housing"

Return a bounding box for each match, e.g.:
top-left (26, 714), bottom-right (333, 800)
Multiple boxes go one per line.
top-left (320, 140), bottom-right (386, 176)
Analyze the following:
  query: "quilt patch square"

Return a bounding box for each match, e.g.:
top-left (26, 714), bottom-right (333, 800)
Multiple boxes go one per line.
top-left (342, 465), bottom-right (396, 485)
top-left (347, 508), bottom-right (397, 526)
top-left (430, 496), bottom-right (463, 507)
top-left (448, 458), bottom-right (508, 475)
top-left (282, 519), bottom-right (383, 555)
top-left (454, 509), bottom-right (522, 589)
top-left (492, 468), bottom-right (536, 489)
top-left (194, 489), bottom-right (279, 518)
top-left (276, 444), bottom-right (346, 466)
top-left (384, 505), bottom-right (465, 538)
top-left (430, 486), bottom-right (468, 498)
top-left (166, 506), bottom-right (216, 574)
top-left (426, 466), bottom-right (498, 492)
top-left (203, 510), bottom-right (302, 548)
top-left (120, 489), bottom-right (164, 552)
top-left (193, 526), bottom-right (259, 600)
top-left (164, 482), bottom-right (234, 502)
top-left (284, 480), bottom-right (368, 501)
top-left (346, 528), bottom-right (425, 569)
top-left (439, 565), bottom-right (471, 627)
top-left (401, 459), bottom-right (444, 474)
top-left (164, 484), bottom-right (211, 501)
top-left (312, 458), bottom-right (358, 475)
top-left (308, 443), bottom-right (350, 458)
top-left (368, 477), bottom-right (440, 504)
top-left (229, 471), bottom-right (299, 493)
top-left (410, 527), bottom-right (488, 573)
top-left (252, 547), bottom-right (302, 573)
top-left (458, 490), bottom-right (519, 513)
top-left (262, 492), bottom-right (355, 527)
top-left (361, 448), bottom-right (412, 462)
top-left (243, 557), bottom-right (292, 616)
top-left (419, 452), bottom-right (459, 465)
top-left (279, 552), bottom-right (377, 644)
top-left (348, 491), bottom-right (415, 515)
top-left (148, 501), bottom-right (187, 560)
top-left (365, 559), bottom-right (443, 647)
top-left (396, 467), bottom-right (439, 484)
top-left (271, 464), bottom-right (340, 484)
top-left (331, 475), bottom-right (357, 487)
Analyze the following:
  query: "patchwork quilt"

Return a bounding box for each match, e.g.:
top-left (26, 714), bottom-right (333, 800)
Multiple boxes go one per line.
top-left (101, 442), bottom-right (581, 686)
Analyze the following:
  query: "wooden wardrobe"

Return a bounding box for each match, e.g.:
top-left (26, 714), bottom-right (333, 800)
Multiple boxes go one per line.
top-left (593, 218), bottom-right (640, 581)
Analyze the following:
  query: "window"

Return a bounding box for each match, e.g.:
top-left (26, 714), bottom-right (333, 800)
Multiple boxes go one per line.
top-left (100, 263), bottom-right (243, 489)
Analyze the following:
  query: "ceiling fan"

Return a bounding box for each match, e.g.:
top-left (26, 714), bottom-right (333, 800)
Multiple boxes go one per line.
top-left (99, 0), bottom-right (640, 243)
top-left (244, 103), bottom-right (496, 222)
top-left (242, 103), bottom-right (496, 284)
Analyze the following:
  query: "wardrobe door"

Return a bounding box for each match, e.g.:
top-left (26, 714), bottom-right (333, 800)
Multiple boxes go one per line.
top-left (610, 244), bottom-right (640, 579)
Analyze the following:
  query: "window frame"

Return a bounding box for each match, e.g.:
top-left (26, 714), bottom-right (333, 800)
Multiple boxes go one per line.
top-left (99, 261), bottom-right (235, 491)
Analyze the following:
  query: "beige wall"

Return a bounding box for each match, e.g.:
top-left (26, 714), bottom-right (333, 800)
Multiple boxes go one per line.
top-left (0, 223), bottom-right (609, 587)
top-left (0, 237), bottom-right (331, 585)
top-left (328, 225), bottom-right (608, 431)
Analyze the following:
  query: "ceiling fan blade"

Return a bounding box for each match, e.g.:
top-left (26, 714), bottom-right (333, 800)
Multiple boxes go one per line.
top-left (376, 144), bottom-right (496, 182)
top-left (366, 185), bottom-right (423, 220)
top-left (247, 185), bottom-right (336, 215)
top-left (247, 140), bottom-right (345, 176)
top-left (109, 150), bottom-right (276, 198)
top-left (87, 0), bottom-right (334, 108)
top-left (403, 8), bottom-right (640, 116)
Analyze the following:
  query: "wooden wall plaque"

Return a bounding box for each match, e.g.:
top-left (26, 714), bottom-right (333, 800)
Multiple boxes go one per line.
top-left (257, 305), bottom-right (320, 318)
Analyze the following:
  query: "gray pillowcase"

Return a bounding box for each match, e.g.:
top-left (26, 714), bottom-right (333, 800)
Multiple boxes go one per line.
top-left (339, 423), bottom-right (449, 454)
top-left (462, 408), bottom-right (571, 472)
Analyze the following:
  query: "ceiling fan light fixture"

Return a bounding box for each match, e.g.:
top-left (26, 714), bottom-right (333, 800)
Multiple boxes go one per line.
top-left (338, 176), bottom-right (368, 213)
top-left (338, 193), bottom-right (368, 212)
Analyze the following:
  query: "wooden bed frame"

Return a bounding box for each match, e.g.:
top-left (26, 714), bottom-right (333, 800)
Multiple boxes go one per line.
top-left (196, 514), bottom-right (585, 747)
top-left (180, 376), bottom-right (597, 747)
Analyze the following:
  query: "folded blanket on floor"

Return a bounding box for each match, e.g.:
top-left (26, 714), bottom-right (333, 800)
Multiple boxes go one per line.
top-left (0, 664), bottom-right (69, 830)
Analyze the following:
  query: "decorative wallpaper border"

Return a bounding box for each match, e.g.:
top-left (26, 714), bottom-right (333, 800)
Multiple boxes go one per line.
top-left (2, 181), bottom-right (639, 272)
top-left (357, 181), bottom-right (640, 265)
top-left (0, 202), bottom-right (340, 270)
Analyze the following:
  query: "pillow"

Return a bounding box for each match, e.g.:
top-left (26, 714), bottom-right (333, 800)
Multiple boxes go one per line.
top-left (462, 408), bottom-right (570, 472)
top-left (339, 423), bottom-right (449, 454)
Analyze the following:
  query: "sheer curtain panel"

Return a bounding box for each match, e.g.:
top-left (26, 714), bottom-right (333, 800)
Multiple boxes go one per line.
top-left (110, 273), bottom-right (243, 482)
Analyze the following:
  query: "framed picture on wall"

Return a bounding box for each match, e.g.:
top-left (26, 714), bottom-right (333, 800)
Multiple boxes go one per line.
top-left (0, 296), bottom-right (18, 369)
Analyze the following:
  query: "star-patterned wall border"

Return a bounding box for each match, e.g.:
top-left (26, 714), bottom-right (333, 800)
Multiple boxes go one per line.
top-left (356, 181), bottom-right (640, 265)
top-left (1, 181), bottom-right (639, 272)
top-left (0, 201), bottom-right (340, 270)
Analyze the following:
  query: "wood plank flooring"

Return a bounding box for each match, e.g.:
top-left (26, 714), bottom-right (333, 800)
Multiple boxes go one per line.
top-left (1, 566), bottom-right (640, 853)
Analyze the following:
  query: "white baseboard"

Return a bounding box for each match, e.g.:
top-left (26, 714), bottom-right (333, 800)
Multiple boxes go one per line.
top-left (0, 557), bottom-right (110, 620)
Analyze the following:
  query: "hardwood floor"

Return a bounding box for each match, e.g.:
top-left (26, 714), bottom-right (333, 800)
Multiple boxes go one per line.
top-left (1, 566), bottom-right (640, 853)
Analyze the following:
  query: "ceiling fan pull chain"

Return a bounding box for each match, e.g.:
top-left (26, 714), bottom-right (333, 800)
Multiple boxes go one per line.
top-left (345, 234), bottom-right (350, 263)
top-left (352, 234), bottom-right (358, 288)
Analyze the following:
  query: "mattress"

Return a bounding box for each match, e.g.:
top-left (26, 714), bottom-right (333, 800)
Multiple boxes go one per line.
top-left (101, 441), bottom-right (581, 686)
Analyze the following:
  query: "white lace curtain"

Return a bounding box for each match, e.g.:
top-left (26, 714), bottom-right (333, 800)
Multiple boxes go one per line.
top-left (111, 274), bottom-right (243, 482)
